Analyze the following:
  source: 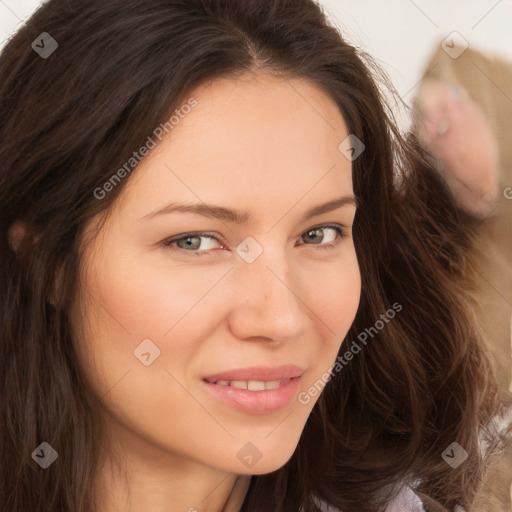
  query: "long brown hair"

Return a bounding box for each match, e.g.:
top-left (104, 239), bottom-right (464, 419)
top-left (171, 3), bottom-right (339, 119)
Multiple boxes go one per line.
top-left (0, 1), bottom-right (507, 511)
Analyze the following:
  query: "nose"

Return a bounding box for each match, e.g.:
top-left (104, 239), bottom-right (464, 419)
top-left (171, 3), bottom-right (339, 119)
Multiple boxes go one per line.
top-left (226, 246), bottom-right (308, 344)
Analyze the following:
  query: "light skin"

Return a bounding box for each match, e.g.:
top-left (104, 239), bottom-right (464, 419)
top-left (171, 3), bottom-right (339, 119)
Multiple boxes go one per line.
top-left (67, 72), bottom-right (362, 511)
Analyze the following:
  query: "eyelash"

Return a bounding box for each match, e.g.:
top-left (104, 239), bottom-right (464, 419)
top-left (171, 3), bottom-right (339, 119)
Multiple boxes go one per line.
top-left (161, 224), bottom-right (347, 257)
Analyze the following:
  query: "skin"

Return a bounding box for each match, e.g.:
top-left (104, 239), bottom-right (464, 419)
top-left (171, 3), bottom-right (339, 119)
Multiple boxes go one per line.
top-left (71, 72), bottom-right (361, 512)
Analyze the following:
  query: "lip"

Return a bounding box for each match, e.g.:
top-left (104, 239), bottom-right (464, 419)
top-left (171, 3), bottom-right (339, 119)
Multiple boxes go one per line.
top-left (203, 364), bottom-right (304, 383)
top-left (202, 365), bottom-right (305, 415)
top-left (202, 376), bottom-right (302, 415)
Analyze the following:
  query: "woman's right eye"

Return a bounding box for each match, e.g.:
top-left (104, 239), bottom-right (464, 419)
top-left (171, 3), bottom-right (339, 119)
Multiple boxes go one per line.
top-left (162, 233), bottom-right (223, 256)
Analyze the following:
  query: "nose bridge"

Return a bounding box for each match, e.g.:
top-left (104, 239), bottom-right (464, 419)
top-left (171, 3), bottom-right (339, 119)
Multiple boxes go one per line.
top-left (228, 236), bottom-right (307, 341)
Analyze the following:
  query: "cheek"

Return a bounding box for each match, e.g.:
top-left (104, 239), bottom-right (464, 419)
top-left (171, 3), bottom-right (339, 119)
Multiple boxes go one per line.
top-left (298, 250), bottom-right (361, 391)
top-left (75, 256), bottom-right (218, 451)
top-left (88, 249), bottom-right (230, 341)
top-left (303, 249), bottom-right (361, 334)
top-left (78, 268), bottom-right (205, 394)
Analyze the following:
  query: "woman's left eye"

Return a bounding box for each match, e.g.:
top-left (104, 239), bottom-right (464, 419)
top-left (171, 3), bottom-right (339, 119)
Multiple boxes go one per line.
top-left (162, 224), bottom-right (346, 257)
top-left (297, 225), bottom-right (346, 248)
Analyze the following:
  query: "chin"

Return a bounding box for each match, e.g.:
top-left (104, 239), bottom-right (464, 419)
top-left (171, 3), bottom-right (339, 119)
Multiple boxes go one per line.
top-left (232, 437), bottom-right (300, 475)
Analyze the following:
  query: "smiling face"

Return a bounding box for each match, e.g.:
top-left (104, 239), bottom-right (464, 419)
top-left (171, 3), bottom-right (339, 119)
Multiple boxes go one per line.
top-left (73, 72), bottom-right (361, 476)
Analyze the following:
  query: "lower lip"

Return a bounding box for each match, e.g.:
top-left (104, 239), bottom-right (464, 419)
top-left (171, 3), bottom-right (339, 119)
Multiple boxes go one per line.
top-left (202, 377), bottom-right (301, 415)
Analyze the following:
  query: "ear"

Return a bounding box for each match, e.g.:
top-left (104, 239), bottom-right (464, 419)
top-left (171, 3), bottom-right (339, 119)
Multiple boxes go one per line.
top-left (8, 220), bottom-right (63, 307)
top-left (7, 220), bottom-right (31, 253)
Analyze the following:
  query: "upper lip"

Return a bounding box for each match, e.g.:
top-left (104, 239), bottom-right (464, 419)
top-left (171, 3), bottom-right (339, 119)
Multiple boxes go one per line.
top-left (203, 364), bottom-right (305, 383)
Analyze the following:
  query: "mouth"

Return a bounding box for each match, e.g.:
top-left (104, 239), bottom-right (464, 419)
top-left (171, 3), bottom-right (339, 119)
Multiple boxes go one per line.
top-left (202, 365), bottom-right (304, 415)
top-left (202, 364), bottom-right (304, 383)
top-left (204, 379), bottom-right (290, 390)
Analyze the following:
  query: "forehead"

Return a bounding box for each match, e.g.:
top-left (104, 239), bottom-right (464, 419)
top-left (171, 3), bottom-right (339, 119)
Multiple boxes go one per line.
top-left (112, 72), bottom-right (353, 224)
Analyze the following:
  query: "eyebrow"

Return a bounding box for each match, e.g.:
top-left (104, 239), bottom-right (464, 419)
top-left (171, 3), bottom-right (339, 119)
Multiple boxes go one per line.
top-left (140, 195), bottom-right (358, 224)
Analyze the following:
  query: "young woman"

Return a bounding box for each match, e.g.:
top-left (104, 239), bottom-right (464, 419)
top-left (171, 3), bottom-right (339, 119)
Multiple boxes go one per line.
top-left (0, 1), bottom-right (509, 511)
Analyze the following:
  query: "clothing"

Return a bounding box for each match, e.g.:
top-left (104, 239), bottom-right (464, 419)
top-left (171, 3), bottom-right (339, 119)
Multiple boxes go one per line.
top-left (383, 486), bottom-right (424, 512)
top-left (316, 486), bottom-right (471, 511)
top-left (315, 486), bottom-right (425, 512)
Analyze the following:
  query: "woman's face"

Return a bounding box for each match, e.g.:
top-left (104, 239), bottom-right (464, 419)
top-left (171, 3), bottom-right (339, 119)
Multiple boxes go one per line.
top-left (75, 72), bottom-right (361, 475)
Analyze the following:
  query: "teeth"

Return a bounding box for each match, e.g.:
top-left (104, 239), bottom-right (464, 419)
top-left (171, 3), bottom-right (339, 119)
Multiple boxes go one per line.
top-left (213, 379), bottom-right (285, 390)
top-left (263, 380), bottom-right (281, 390)
top-left (231, 380), bottom-right (248, 390)
top-left (248, 380), bottom-right (265, 391)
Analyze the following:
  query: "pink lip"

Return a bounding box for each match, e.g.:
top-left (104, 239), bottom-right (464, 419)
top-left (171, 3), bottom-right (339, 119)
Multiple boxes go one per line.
top-left (203, 364), bottom-right (304, 383)
top-left (202, 376), bottom-right (302, 415)
top-left (202, 365), bottom-right (305, 415)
